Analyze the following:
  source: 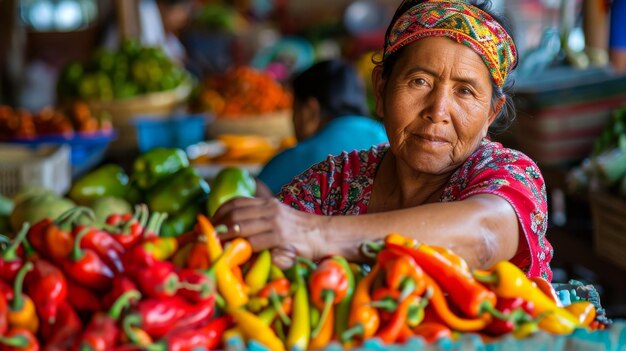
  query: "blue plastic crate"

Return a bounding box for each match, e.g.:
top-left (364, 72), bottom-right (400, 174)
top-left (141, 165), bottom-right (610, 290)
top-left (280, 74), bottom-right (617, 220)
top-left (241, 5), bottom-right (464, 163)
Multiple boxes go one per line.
top-left (133, 114), bottom-right (211, 153)
top-left (10, 131), bottom-right (116, 178)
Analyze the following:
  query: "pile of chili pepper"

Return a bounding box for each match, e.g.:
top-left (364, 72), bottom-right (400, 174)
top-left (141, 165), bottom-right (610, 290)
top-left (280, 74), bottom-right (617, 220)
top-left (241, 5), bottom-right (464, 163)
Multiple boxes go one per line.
top-left (1, 204), bottom-right (606, 351)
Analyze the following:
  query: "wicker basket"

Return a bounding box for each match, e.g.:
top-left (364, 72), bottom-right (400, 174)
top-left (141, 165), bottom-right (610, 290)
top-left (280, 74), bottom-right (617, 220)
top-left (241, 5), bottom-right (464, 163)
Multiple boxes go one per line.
top-left (0, 144), bottom-right (71, 197)
top-left (207, 110), bottom-right (294, 141)
top-left (589, 190), bottom-right (626, 270)
top-left (88, 80), bottom-right (193, 152)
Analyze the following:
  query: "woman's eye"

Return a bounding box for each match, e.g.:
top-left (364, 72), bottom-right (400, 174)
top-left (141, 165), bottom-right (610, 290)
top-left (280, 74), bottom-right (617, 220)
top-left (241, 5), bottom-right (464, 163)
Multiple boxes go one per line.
top-left (412, 78), bottom-right (428, 86)
top-left (458, 87), bottom-right (473, 95)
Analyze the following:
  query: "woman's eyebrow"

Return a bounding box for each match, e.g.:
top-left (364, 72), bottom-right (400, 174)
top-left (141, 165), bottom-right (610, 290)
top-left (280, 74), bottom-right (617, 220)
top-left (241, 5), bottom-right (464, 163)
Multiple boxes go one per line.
top-left (405, 66), bottom-right (481, 87)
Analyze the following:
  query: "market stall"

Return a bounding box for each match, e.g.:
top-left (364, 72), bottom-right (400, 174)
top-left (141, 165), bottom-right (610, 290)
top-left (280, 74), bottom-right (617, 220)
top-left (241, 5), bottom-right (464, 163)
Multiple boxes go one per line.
top-left (1, 0), bottom-right (626, 350)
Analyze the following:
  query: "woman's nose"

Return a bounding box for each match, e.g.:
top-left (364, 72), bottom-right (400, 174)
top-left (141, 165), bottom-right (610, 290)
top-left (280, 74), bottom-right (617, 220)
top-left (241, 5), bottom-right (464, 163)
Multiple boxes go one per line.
top-left (422, 87), bottom-right (450, 123)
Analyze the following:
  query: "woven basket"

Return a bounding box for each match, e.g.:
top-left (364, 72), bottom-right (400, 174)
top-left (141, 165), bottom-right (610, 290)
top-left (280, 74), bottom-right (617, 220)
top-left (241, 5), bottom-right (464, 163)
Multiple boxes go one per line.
top-left (589, 190), bottom-right (626, 270)
top-left (88, 80), bottom-right (193, 152)
top-left (207, 110), bottom-right (293, 141)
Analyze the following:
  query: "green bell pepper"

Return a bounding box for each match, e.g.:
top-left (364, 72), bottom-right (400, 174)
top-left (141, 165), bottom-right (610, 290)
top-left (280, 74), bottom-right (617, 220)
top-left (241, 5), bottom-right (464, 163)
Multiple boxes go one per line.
top-left (207, 167), bottom-right (256, 217)
top-left (69, 164), bottom-right (130, 206)
top-left (146, 166), bottom-right (209, 214)
top-left (160, 200), bottom-right (202, 237)
top-left (132, 148), bottom-right (190, 190)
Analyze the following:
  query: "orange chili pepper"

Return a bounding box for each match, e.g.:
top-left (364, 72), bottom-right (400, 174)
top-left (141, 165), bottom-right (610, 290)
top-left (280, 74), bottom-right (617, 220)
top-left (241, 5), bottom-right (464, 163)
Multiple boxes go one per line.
top-left (341, 265), bottom-right (380, 343)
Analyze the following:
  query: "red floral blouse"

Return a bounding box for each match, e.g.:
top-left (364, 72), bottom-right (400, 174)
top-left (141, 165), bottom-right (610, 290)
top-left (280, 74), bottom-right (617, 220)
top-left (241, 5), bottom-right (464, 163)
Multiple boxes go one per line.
top-left (277, 139), bottom-right (552, 280)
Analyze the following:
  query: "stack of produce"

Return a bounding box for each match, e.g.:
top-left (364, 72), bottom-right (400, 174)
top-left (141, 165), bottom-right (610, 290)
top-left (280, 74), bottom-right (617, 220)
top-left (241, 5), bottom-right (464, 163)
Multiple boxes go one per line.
top-left (57, 40), bottom-right (189, 102)
top-left (567, 105), bottom-right (626, 196)
top-left (198, 67), bottom-right (292, 118)
top-left (0, 103), bottom-right (112, 142)
top-left (189, 134), bottom-right (285, 165)
top-left (68, 148), bottom-right (211, 238)
top-left (0, 203), bottom-right (606, 350)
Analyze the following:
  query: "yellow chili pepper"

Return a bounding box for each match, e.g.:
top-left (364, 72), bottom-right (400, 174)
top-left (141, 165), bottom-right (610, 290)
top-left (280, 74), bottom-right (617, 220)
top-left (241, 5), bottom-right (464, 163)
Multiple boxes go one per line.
top-left (212, 238), bottom-right (251, 308)
top-left (8, 262), bottom-right (39, 334)
top-left (245, 250), bottom-right (271, 295)
top-left (142, 237), bottom-right (178, 260)
top-left (228, 307), bottom-right (286, 351)
top-left (286, 264), bottom-right (310, 351)
top-left (198, 214), bottom-right (223, 261)
top-left (270, 264), bottom-right (285, 280)
top-left (564, 301), bottom-right (596, 326)
top-left (473, 261), bottom-right (581, 334)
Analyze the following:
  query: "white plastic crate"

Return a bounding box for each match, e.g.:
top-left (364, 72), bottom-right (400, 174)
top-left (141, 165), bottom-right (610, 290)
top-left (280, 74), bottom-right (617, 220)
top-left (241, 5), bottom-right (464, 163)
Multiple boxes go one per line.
top-left (0, 144), bottom-right (71, 197)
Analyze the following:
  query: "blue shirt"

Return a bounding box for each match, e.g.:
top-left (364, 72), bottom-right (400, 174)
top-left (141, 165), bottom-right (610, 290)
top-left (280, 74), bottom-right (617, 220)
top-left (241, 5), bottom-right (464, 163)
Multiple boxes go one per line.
top-left (258, 115), bottom-right (388, 194)
top-left (611, 0), bottom-right (626, 49)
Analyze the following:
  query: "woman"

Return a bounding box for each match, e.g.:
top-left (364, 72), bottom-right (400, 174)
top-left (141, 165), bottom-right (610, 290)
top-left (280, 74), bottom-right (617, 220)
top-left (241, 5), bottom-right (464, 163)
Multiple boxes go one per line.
top-left (257, 59), bottom-right (388, 194)
top-left (214, 0), bottom-right (552, 280)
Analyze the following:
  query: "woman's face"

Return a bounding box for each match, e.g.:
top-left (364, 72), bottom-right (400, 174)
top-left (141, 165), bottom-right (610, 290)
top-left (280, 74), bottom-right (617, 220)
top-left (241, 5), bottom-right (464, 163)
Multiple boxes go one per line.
top-left (374, 37), bottom-right (504, 175)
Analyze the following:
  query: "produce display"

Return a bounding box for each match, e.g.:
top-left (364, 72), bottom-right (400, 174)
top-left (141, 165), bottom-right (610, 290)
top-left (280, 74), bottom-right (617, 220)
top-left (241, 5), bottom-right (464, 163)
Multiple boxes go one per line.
top-left (0, 103), bottom-right (112, 141)
top-left (198, 67), bottom-right (292, 118)
top-left (189, 134), bottom-right (287, 165)
top-left (0, 191), bottom-right (608, 351)
top-left (57, 40), bottom-right (189, 102)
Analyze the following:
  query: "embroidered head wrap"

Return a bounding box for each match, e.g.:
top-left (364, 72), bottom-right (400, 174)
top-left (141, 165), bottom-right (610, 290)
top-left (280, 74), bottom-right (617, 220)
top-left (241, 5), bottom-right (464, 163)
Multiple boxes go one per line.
top-left (384, 0), bottom-right (517, 88)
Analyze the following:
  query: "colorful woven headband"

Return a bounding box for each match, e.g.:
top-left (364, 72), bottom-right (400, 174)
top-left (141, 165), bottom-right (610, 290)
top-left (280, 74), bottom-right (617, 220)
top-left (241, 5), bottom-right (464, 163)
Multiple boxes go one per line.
top-left (384, 0), bottom-right (517, 88)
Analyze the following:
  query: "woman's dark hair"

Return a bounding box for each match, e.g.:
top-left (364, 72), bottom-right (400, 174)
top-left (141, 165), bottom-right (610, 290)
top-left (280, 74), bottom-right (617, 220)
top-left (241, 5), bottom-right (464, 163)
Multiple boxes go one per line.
top-left (292, 59), bottom-right (370, 120)
top-left (378, 0), bottom-right (517, 133)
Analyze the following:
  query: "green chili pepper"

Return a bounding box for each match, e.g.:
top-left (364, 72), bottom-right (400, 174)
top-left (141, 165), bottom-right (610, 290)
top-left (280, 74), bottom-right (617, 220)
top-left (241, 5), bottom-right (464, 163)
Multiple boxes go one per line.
top-left (160, 200), bottom-right (202, 237)
top-left (146, 167), bottom-right (209, 214)
top-left (69, 164), bottom-right (130, 206)
top-left (207, 167), bottom-right (256, 216)
top-left (132, 148), bottom-right (190, 190)
top-left (332, 256), bottom-right (355, 338)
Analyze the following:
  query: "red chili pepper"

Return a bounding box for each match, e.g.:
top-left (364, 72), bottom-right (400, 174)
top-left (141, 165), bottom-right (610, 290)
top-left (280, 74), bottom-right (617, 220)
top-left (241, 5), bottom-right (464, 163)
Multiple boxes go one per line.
top-left (258, 278), bottom-right (291, 299)
top-left (308, 258), bottom-right (349, 338)
top-left (378, 248), bottom-right (426, 296)
top-left (485, 297), bottom-right (535, 336)
top-left (124, 246), bottom-right (180, 299)
top-left (65, 279), bottom-right (103, 313)
top-left (122, 295), bottom-right (201, 339)
top-left (386, 242), bottom-right (496, 317)
top-left (0, 328), bottom-right (39, 351)
top-left (73, 225), bottom-right (125, 274)
top-left (76, 291), bottom-right (140, 351)
top-left (0, 224), bottom-right (29, 283)
top-left (149, 315), bottom-right (232, 351)
top-left (376, 294), bottom-right (415, 344)
top-left (103, 275), bottom-right (138, 310)
top-left (62, 228), bottom-right (114, 291)
top-left (0, 289), bottom-right (8, 335)
top-left (38, 208), bottom-right (94, 264)
top-left (412, 322), bottom-right (452, 343)
top-left (107, 205), bottom-right (148, 250)
top-left (40, 301), bottom-right (82, 350)
top-left (186, 241), bottom-right (210, 270)
top-left (24, 259), bottom-right (68, 324)
top-left (176, 269), bottom-right (214, 303)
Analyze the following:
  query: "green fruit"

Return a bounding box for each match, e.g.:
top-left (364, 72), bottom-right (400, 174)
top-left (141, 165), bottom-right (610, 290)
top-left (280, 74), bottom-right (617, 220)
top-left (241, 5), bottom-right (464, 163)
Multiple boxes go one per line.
top-left (90, 196), bottom-right (132, 223)
top-left (9, 194), bottom-right (75, 231)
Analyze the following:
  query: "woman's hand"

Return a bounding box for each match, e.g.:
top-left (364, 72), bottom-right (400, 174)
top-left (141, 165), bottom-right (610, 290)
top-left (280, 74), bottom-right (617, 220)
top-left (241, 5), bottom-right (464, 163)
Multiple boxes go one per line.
top-left (211, 197), bottom-right (326, 268)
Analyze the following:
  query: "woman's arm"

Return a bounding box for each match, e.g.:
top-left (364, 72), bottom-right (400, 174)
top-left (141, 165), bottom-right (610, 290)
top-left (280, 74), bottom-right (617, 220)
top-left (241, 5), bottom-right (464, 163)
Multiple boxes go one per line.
top-left (324, 194), bottom-right (519, 269)
top-left (213, 193), bottom-right (519, 269)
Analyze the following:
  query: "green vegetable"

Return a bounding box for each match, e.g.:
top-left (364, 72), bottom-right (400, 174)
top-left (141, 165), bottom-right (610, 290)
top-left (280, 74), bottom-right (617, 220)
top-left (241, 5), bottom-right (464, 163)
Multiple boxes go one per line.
top-left (132, 148), bottom-right (190, 190)
top-left (90, 196), bottom-right (132, 223)
top-left (146, 166), bottom-right (209, 214)
top-left (69, 164), bottom-right (130, 206)
top-left (9, 193), bottom-right (75, 232)
top-left (207, 167), bottom-right (256, 216)
top-left (160, 200), bottom-right (203, 237)
top-left (0, 194), bottom-right (14, 216)
top-left (592, 147), bottom-right (626, 186)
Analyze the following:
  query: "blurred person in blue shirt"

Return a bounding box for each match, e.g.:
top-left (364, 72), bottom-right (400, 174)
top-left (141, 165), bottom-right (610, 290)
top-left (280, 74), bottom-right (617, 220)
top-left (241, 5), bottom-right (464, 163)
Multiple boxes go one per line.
top-left (610, 0), bottom-right (626, 72)
top-left (257, 59), bottom-right (388, 194)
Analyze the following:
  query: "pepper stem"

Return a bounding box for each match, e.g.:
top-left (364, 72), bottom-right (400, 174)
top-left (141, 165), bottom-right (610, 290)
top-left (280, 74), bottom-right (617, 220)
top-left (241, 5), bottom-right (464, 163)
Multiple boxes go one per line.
top-left (153, 213), bottom-right (168, 236)
top-left (71, 226), bottom-right (91, 261)
top-left (472, 269), bottom-right (498, 285)
top-left (398, 277), bottom-right (417, 302)
top-left (109, 290), bottom-right (141, 320)
top-left (123, 314), bottom-right (145, 345)
top-left (0, 335), bottom-right (28, 347)
top-left (270, 291), bottom-right (291, 326)
top-left (360, 241), bottom-right (384, 259)
top-left (2, 223), bottom-right (30, 261)
top-left (311, 292), bottom-right (333, 337)
top-left (57, 206), bottom-right (96, 229)
top-left (10, 261), bottom-right (33, 311)
top-left (215, 224), bottom-right (228, 234)
top-left (295, 256), bottom-right (317, 271)
top-left (480, 300), bottom-right (509, 320)
top-left (340, 324), bottom-right (364, 343)
top-left (369, 299), bottom-right (398, 312)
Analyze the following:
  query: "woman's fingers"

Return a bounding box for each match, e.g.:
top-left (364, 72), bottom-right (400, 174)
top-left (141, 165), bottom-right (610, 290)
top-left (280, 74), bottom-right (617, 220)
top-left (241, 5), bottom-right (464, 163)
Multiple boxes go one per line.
top-left (218, 217), bottom-right (275, 240)
top-left (271, 246), bottom-right (297, 269)
top-left (211, 197), bottom-right (270, 223)
top-left (246, 231), bottom-right (281, 252)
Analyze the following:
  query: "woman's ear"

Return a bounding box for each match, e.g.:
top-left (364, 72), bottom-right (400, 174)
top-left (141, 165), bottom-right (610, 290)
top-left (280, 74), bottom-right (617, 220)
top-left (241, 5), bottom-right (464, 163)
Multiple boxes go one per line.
top-left (485, 95), bottom-right (506, 135)
top-left (372, 65), bottom-right (386, 119)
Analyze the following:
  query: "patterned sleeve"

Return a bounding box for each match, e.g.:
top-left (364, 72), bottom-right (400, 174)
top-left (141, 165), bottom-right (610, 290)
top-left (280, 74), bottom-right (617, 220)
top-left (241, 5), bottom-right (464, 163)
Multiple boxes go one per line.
top-left (275, 155), bottom-right (338, 215)
top-left (457, 145), bottom-right (553, 280)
